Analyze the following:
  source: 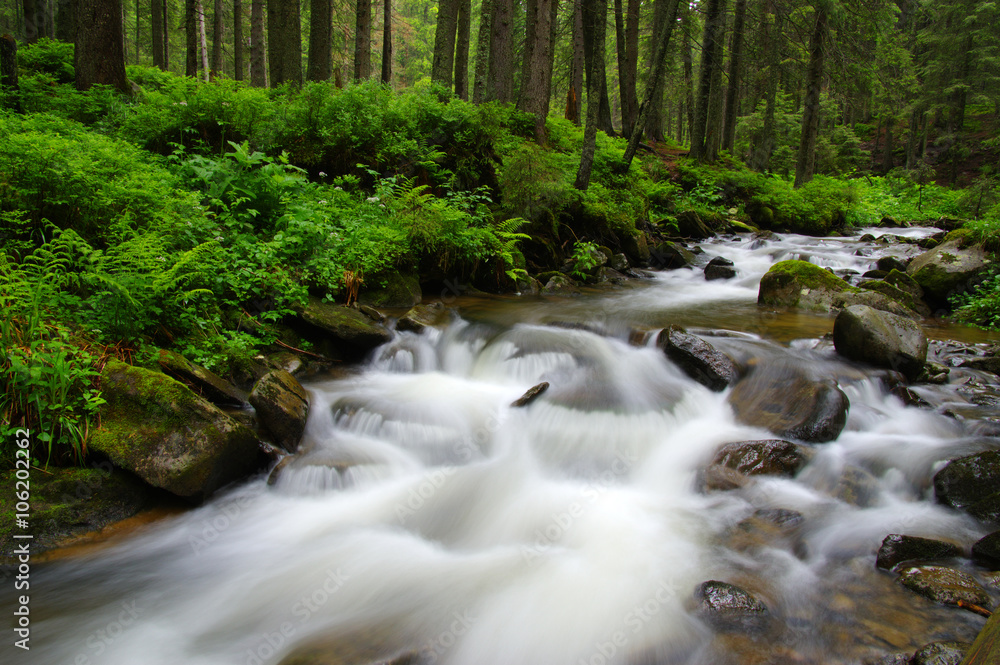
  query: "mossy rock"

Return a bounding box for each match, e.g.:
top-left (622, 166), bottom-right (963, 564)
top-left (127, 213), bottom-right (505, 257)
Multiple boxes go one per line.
top-left (89, 360), bottom-right (263, 502)
top-left (357, 270), bottom-right (422, 309)
top-left (295, 297), bottom-right (393, 358)
top-left (0, 466), bottom-right (157, 559)
top-left (906, 239), bottom-right (989, 311)
top-left (859, 280), bottom-right (931, 317)
top-left (897, 565), bottom-right (990, 609)
top-left (157, 349), bottom-right (248, 407)
top-left (933, 450), bottom-right (1000, 523)
top-left (249, 370), bottom-right (310, 453)
top-left (961, 604), bottom-right (1000, 664)
top-left (729, 219), bottom-right (758, 234)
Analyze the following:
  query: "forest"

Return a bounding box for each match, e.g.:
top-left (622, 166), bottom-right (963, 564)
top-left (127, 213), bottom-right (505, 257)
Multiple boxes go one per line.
top-left (1, 0), bottom-right (1000, 466)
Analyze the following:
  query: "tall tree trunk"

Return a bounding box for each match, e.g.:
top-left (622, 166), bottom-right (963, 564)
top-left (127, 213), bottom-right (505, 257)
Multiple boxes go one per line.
top-left (750, 0), bottom-right (780, 171)
top-left (614, 0), bottom-right (639, 137)
top-left (487, 0), bottom-right (514, 103)
top-left (136, 0), bottom-right (141, 65)
top-left (431, 0), bottom-right (459, 89)
top-left (185, 0), bottom-right (198, 76)
top-left (267, 0), bottom-right (301, 86)
top-left (1, 34), bottom-right (22, 113)
top-left (582, 0), bottom-right (615, 136)
top-left (704, 8), bottom-right (727, 161)
top-left (454, 0), bottom-right (471, 98)
top-left (211, 0), bottom-right (223, 78)
top-left (516, 0), bottom-right (555, 143)
top-left (567, 0), bottom-right (584, 124)
top-left (197, 0), bottom-right (209, 80)
top-left (689, 0), bottom-right (726, 161)
top-left (22, 0), bottom-right (43, 42)
top-left (620, 0), bottom-right (680, 171)
top-left (354, 0), bottom-right (371, 79)
top-left (250, 0), bottom-right (265, 86)
top-left (75, 0), bottom-right (130, 93)
top-left (575, 0), bottom-right (607, 190)
top-left (308, 0), bottom-right (332, 81)
top-left (234, 0), bottom-right (244, 79)
top-left (152, 0), bottom-right (166, 69)
top-left (794, 2), bottom-right (828, 188)
top-left (55, 0), bottom-right (77, 42)
top-left (905, 107), bottom-right (922, 169)
top-left (721, 0), bottom-right (747, 154)
top-left (882, 115), bottom-right (894, 172)
top-left (472, 0), bottom-right (491, 102)
top-left (380, 0), bottom-right (392, 83)
top-left (643, 0), bottom-right (667, 141)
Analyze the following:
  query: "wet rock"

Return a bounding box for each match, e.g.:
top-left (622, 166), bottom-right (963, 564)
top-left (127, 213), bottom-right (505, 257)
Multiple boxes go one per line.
top-left (249, 370), bottom-right (310, 453)
top-left (753, 508), bottom-right (804, 528)
top-left (609, 252), bottom-right (630, 273)
top-left (397, 302), bottom-right (447, 332)
top-left (595, 267), bottom-right (629, 285)
top-left (884, 269), bottom-right (924, 300)
top-left (862, 654), bottom-right (912, 665)
top-left (833, 305), bottom-right (929, 381)
top-left (859, 279), bottom-right (932, 317)
top-left (657, 326), bottom-right (740, 391)
top-left (676, 210), bottom-right (715, 239)
top-left (758, 260), bottom-right (919, 318)
top-left (933, 450), bottom-right (1000, 523)
top-left (621, 232), bottom-right (651, 266)
top-left (358, 270), bottom-right (422, 309)
top-left (711, 439), bottom-right (809, 477)
top-left (511, 382), bottom-right (549, 408)
top-left (705, 256), bottom-right (737, 281)
top-left (890, 385), bottom-right (931, 408)
top-left (863, 269), bottom-right (890, 280)
top-left (875, 534), bottom-right (963, 571)
top-left (158, 349), bottom-right (248, 406)
top-left (296, 297), bottom-right (393, 354)
top-left (702, 465), bottom-right (750, 491)
top-left (897, 565), bottom-right (991, 609)
top-left (960, 609), bottom-right (1000, 665)
top-left (542, 274), bottom-right (582, 296)
top-left (922, 361), bottom-right (951, 384)
top-left (906, 238), bottom-right (989, 311)
top-left (960, 356), bottom-right (1000, 376)
top-left (694, 580), bottom-right (769, 631)
top-left (649, 241), bottom-right (696, 270)
top-left (972, 531), bottom-right (1000, 568)
top-left (89, 360), bottom-right (263, 502)
top-left (727, 363), bottom-right (849, 443)
top-left (877, 256), bottom-right (910, 273)
top-left (0, 466), bottom-right (158, 558)
top-left (267, 351), bottom-right (305, 375)
top-left (831, 465), bottom-right (881, 507)
top-left (910, 641), bottom-right (970, 665)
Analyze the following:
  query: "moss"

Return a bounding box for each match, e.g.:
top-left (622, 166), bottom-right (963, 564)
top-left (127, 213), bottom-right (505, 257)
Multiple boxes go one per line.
top-left (729, 220), bottom-right (758, 233)
top-left (766, 260), bottom-right (851, 292)
top-left (357, 269), bottom-right (422, 309)
top-left (943, 227), bottom-right (973, 247)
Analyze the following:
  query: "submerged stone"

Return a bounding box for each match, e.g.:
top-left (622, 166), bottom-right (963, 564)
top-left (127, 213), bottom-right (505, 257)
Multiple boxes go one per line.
top-left (897, 565), bottom-right (991, 609)
top-left (910, 641), bottom-right (970, 665)
top-left (876, 534), bottom-right (963, 571)
top-left (711, 439), bottom-right (809, 478)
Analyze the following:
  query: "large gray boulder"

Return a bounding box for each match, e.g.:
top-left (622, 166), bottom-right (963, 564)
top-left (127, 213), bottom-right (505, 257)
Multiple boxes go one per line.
top-left (906, 237), bottom-right (989, 311)
top-left (296, 297), bottom-right (393, 355)
top-left (89, 360), bottom-right (262, 501)
top-left (875, 534), bottom-right (963, 571)
top-left (657, 326), bottom-right (739, 391)
top-left (727, 363), bottom-right (849, 443)
top-left (249, 370), bottom-right (310, 452)
top-left (649, 241), bottom-right (696, 270)
top-left (833, 305), bottom-right (928, 381)
top-left (157, 348), bottom-right (248, 406)
top-left (933, 450), bottom-right (1000, 523)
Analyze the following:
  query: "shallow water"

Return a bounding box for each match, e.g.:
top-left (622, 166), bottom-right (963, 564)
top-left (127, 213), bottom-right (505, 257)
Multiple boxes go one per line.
top-left (21, 229), bottom-right (1000, 665)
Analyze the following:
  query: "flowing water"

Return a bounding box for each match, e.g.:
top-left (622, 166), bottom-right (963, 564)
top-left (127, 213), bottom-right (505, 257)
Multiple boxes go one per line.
top-left (22, 229), bottom-right (1000, 665)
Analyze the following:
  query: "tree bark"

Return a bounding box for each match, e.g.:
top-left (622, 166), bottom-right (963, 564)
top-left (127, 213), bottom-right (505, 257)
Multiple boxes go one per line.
top-left (234, 0), bottom-right (244, 79)
top-left (614, 0), bottom-right (639, 137)
top-left (22, 0), bottom-right (47, 43)
top-left (267, 0), bottom-right (301, 86)
top-left (198, 0), bottom-right (210, 81)
top-left (704, 8), bottom-right (727, 161)
top-left (689, 0), bottom-right (726, 161)
top-left (582, 0), bottom-right (615, 136)
top-left (517, 0), bottom-right (555, 143)
top-left (620, 0), bottom-right (680, 171)
top-left (721, 0), bottom-right (747, 154)
top-left (1, 34), bottom-right (22, 113)
top-left (472, 0), bottom-right (491, 102)
top-left (152, 0), bottom-right (166, 69)
top-left (487, 0), bottom-right (514, 102)
top-left (250, 0), bottom-right (266, 86)
top-left (567, 0), bottom-right (584, 124)
top-left (211, 0), bottom-right (223, 78)
top-left (75, 0), bottom-right (130, 93)
top-left (380, 0), bottom-right (392, 83)
top-left (882, 114), bottom-right (894, 172)
top-left (55, 0), bottom-right (77, 42)
top-left (308, 0), bottom-right (332, 81)
top-left (750, 0), bottom-right (780, 171)
top-left (794, 2), bottom-right (828, 188)
top-left (186, 0), bottom-right (198, 76)
top-left (575, 0), bottom-right (607, 190)
top-left (431, 0), bottom-right (459, 89)
top-left (354, 0), bottom-right (371, 80)
top-left (454, 0), bottom-right (471, 98)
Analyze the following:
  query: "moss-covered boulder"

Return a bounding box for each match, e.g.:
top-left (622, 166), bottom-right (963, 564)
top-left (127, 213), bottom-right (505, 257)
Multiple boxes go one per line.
top-left (358, 270), bottom-right (422, 309)
top-left (295, 297), bottom-right (393, 357)
top-left (157, 349), bottom-right (248, 406)
top-left (676, 210), bottom-right (715, 239)
top-left (758, 260), bottom-right (919, 318)
top-left (89, 360), bottom-right (263, 502)
top-left (897, 565), bottom-right (991, 609)
top-left (649, 241), bottom-right (696, 270)
top-left (727, 362), bottom-right (849, 443)
top-left (933, 451), bottom-right (1000, 524)
top-left (397, 302), bottom-right (448, 332)
top-left (833, 305), bottom-right (928, 381)
top-left (542, 274), bottom-right (582, 296)
top-left (906, 239), bottom-right (990, 311)
top-left (0, 466), bottom-right (157, 558)
top-left (859, 279), bottom-right (932, 317)
top-left (657, 325), bottom-right (740, 391)
top-left (971, 531), bottom-right (1000, 569)
top-left (912, 642), bottom-right (969, 665)
top-left (961, 605), bottom-right (1000, 664)
top-left (621, 231), bottom-right (651, 266)
top-left (876, 534), bottom-right (963, 571)
top-left (249, 370), bottom-right (310, 453)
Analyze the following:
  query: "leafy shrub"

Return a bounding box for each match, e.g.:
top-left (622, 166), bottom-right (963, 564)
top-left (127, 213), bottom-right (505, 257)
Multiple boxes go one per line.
top-left (17, 38), bottom-right (74, 83)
